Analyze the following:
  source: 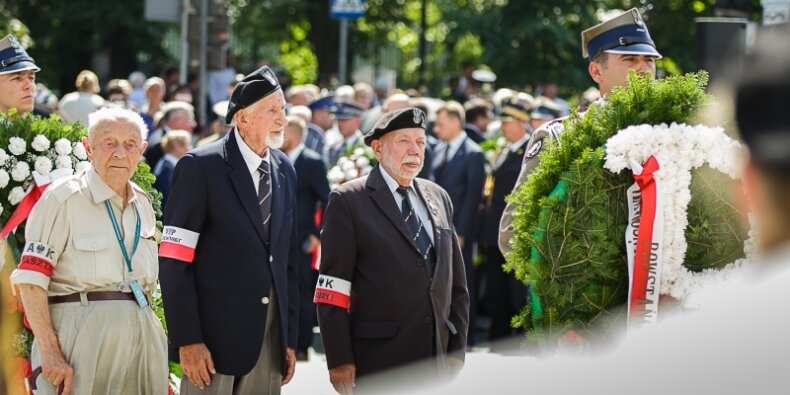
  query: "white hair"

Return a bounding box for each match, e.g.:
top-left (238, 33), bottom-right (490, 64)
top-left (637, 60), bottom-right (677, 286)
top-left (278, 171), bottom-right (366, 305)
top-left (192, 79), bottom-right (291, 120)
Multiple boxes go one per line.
top-left (288, 105), bottom-right (312, 124)
top-left (87, 107), bottom-right (149, 141)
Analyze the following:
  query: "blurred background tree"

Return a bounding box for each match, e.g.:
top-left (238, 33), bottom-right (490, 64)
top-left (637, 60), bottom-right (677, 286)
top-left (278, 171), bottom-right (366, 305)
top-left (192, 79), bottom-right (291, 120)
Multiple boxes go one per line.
top-left (0, 0), bottom-right (765, 98)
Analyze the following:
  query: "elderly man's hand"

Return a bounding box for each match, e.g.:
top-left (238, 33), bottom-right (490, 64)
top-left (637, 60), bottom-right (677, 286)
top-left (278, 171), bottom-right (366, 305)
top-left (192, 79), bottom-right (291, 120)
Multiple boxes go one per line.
top-left (329, 363), bottom-right (356, 395)
top-left (180, 343), bottom-right (216, 390)
top-left (41, 349), bottom-right (73, 395)
top-left (281, 347), bottom-right (297, 385)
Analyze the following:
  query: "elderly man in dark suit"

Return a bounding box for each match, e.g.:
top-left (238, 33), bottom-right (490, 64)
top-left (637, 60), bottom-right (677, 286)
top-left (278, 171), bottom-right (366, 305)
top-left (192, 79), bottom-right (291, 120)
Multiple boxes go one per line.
top-left (281, 115), bottom-right (330, 361)
top-left (159, 66), bottom-right (299, 395)
top-left (432, 101), bottom-right (485, 344)
top-left (317, 108), bottom-right (469, 394)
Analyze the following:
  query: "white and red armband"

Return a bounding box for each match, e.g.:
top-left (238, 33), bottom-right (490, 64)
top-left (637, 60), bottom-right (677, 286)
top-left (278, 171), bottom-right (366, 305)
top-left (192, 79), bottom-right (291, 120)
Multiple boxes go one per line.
top-left (18, 241), bottom-right (58, 277)
top-left (313, 274), bottom-right (351, 310)
top-left (158, 226), bottom-right (200, 264)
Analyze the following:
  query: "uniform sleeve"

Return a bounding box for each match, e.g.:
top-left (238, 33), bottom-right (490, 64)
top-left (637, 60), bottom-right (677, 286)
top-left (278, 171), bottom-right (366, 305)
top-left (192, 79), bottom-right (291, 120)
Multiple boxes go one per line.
top-left (456, 149), bottom-right (485, 239)
top-left (10, 191), bottom-right (70, 292)
top-left (158, 154), bottom-right (208, 348)
top-left (445, 192), bottom-right (470, 359)
top-left (498, 130), bottom-right (551, 255)
top-left (315, 190), bottom-right (357, 369)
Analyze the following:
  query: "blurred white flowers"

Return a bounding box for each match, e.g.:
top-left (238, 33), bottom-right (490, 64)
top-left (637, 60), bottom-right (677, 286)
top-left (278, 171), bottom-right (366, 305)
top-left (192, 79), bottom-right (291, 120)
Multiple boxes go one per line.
top-left (54, 138), bottom-right (73, 156)
top-left (34, 156), bottom-right (53, 175)
top-left (8, 137), bottom-right (26, 156)
top-left (11, 162), bottom-right (30, 182)
top-left (8, 186), bottom-right (26, 205)
top-left (32, 135), bottom-right (51, 152)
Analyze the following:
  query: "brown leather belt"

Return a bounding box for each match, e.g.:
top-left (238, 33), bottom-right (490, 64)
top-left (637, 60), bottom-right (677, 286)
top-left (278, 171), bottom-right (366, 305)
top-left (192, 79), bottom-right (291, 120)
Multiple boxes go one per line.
top-left (48, 291), bottom-right (139, 305)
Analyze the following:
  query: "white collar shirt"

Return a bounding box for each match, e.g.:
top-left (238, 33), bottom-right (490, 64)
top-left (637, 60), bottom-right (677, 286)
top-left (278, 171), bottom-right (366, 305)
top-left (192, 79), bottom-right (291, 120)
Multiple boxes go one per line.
top-left (235, 129), bottom-right (272, 192)
top-left (379, 166), bottom-right (435, 244)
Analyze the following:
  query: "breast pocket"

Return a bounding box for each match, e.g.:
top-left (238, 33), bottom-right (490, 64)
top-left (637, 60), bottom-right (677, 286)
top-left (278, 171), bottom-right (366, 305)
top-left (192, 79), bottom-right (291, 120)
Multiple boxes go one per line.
top-left (73, 234), bottom-right (118, 281)
top-left (134, 237), bottom-right (159, 286)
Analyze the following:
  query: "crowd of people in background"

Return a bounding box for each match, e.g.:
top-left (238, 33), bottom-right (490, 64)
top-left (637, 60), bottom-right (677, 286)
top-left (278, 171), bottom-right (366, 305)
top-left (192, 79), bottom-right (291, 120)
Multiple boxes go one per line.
top-left (26, 61), bottom-right (602, 355)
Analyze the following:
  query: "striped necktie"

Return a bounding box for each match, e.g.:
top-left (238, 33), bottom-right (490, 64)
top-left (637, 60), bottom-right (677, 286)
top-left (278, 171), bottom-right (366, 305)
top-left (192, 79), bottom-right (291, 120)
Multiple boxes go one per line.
top-left (396, 187), bottom-right (435, 276)
top-left (258, 160), bottom-right (272, 242)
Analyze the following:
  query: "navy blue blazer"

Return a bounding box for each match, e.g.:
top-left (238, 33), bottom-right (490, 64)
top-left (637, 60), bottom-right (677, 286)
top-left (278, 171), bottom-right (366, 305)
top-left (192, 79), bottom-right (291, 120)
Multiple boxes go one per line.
top-left (432, 137), bottom-right (486, 240)
top-left (159, 129), bottom-right (299, 376)
top-left (152, 157), bottom-right (176, 208)
top-left (293, 147), bottom-right (330, 246)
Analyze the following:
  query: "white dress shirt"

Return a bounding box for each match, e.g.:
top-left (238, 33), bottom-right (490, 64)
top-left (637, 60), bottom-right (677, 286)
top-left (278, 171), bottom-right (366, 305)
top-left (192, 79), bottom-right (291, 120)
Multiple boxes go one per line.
top-left (236, 130), bottom-right (272, 192)
top-left (379, 167), bottom-right (435, 244)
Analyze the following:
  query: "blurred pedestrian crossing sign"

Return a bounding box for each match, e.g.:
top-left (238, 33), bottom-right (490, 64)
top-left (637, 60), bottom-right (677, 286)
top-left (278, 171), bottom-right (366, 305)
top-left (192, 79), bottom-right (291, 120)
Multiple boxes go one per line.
top-left (331, 0), bottom-right (366, 19)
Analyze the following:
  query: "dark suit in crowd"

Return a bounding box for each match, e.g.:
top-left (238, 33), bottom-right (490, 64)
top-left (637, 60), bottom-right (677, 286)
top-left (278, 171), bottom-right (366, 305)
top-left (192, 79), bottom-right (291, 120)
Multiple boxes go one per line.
top-left (433, 136), bottom-right (485, 343)
top-left (291, 147), bottom-right (330, 356)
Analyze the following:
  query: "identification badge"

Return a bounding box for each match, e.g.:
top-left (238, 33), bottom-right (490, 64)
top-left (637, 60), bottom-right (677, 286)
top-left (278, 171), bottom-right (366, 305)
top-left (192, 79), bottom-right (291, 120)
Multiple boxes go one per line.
top-left (129, 280), bottom-right (149, 308)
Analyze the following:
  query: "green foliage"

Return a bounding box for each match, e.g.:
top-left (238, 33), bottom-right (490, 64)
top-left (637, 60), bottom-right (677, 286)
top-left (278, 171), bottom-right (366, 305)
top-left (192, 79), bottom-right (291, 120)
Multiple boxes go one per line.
top-left (505, 71), bottom-right (748, 345)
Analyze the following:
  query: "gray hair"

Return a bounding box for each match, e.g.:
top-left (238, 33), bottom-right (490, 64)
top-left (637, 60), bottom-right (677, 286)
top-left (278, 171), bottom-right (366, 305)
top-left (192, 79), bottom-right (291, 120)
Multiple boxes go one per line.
top-left (87, 107), bottom-right (148, 141)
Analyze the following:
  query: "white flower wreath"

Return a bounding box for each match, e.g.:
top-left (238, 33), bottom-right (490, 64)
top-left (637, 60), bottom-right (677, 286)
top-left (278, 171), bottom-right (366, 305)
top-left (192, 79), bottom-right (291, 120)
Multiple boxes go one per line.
top-left (604, 123), bottom-right (752, 301)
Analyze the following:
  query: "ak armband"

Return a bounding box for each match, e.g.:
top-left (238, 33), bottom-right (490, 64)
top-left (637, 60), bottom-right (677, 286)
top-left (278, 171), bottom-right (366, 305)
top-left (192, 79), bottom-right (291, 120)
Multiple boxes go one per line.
top-left (314, 274), bottom-right (351, 310)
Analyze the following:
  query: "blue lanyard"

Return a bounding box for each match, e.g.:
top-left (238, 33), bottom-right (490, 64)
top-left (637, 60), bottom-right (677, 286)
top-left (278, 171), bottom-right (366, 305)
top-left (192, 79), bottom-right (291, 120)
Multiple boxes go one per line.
top-left (104, 200), bottom-right (140, 273)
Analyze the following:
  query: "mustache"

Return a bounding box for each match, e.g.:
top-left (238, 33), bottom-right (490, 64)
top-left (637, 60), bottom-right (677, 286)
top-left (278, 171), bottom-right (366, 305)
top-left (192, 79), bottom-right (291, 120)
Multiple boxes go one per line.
top-left (402, 157), bottom-right (422, 165)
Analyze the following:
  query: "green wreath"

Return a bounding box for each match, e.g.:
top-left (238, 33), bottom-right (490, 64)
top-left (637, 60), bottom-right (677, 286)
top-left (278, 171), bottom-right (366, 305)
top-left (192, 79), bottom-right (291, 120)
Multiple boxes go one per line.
top-left (505, 71), bottom-right (748, 345)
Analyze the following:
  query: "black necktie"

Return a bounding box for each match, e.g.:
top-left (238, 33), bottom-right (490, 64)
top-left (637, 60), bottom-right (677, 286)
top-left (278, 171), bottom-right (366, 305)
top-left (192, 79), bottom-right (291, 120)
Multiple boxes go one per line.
top-left (396, 187), bottom-right (435, 276)
top-left (258, 160), bottom-right (272, 243)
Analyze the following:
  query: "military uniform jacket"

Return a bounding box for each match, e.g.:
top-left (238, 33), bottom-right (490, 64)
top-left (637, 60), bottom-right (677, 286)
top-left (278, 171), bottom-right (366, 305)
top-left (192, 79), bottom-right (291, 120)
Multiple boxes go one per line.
top-left (480, 140), bottom-right (529, 249)
top-left (317, 166), bottom-right (469, 377)
top-left (158, 129), bottom-right (299, 376)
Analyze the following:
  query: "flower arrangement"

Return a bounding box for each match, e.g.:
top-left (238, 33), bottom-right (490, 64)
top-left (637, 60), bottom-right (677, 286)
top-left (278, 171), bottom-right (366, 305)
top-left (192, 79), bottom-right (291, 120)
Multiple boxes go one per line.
top-left (327, 145), bottom-right (377, 189)
top-left (505, 71), bottom-right (750, 346)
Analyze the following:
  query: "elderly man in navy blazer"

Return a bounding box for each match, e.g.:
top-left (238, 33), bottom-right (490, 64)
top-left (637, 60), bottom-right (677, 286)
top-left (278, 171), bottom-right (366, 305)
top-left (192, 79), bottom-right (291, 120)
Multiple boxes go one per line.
top-left (159, 66), bottom-right (299, 395)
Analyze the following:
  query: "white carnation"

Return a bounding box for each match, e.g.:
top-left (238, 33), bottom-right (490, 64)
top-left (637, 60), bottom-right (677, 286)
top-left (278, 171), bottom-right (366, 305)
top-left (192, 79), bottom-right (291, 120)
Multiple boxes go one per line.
top-left (0, 170), bottom-right (8, 188)
top-left (328, 167), bottom-right (345, 184)
top-left (8, 137), bottom-right (26, 156)
top-left (54, 138), bottom-right (73, 156)
top-left (344, 168), bottom-right (358, 181)
top-left (0, 148), bottom-right (8, 166)
top-left (72, 142), bottom-right (88, 160)
top-left (76, 161), bottom-right (92, 173)
top-left (56, 155), bottom-right (73, 169)
top-left (34, 156), bottom-right (53, 175)
top-left (341, 160), bottom-right (356, 172)
top-left (355, 156), bottom-right (370, 168)
top-left (31, 135), bottom-right (51, 152)
top-left (11, 161), bottom-right (30, 182)
top-left (8, 186), bottom-right (26, 205)
top-left (361, 166), bottom-right (372, 176)
top-left (353, 147), bottom-right (365, 157)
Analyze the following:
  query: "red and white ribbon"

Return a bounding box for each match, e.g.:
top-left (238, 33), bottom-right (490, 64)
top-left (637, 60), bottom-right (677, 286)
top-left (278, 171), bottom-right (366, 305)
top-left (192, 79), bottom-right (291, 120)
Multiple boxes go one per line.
top-left (1, 169), bottom-right (74, 240)
top-left (625, 155), bottom-right (663, 326)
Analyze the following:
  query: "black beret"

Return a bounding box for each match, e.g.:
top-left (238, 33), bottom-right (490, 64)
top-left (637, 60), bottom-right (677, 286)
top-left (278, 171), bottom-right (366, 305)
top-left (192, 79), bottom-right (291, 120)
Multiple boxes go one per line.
top-left (225, 66), bottom-right (281, 124)
top-left (736, 27), bottom-right (790, 171)
top-left (364, 107), bottom-right (427, 146)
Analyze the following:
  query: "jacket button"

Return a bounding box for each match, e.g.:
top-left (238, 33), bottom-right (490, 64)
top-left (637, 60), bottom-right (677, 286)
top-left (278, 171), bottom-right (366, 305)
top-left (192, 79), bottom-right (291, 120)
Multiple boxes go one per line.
top-left (417, 259), bottom-right (424, 267)
top-left (262, 297), bottom-right (270, 305)
top-left (269, 256), bottom-right (273, 263)
top-left (424, 316), bottom-right (432, 324)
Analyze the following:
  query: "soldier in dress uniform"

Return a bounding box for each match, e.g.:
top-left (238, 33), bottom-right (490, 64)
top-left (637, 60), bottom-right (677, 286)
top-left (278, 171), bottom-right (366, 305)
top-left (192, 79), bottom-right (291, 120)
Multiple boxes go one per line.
top-left (316, 108), bottom-right (469, 394)
top-left (498, 8), bottom-right (662, 254)
top-left (324, 100), bottom-right (366, 166)
top-left (479, 97), bottom-right (532, 344)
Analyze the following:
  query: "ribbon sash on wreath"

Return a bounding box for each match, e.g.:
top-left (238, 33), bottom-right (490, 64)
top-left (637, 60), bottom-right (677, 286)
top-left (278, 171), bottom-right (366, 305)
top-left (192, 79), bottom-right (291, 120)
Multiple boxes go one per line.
top-left (625, 155), bottom-right (664, 326)
top-left (0, 168), bottom-right (74, 245)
